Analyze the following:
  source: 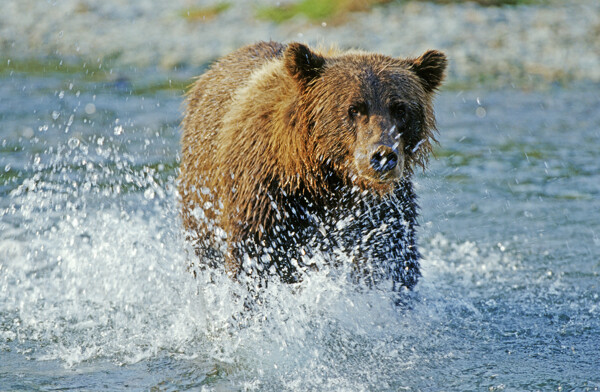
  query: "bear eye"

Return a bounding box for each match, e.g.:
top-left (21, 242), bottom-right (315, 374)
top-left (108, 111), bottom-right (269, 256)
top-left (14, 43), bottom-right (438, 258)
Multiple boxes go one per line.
top-left (348, 103), bottom-right (367, 119)
top-left (391, 102), bottom-right (408, 122)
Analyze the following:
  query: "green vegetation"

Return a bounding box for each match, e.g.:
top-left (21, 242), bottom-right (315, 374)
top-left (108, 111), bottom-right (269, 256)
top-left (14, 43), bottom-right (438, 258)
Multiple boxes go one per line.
top-left (257, 0), bottom-right (541, 23)
top-left (180, 2), bottom-right (231, 22)
top-left (1, 58), bottom-right (105, 80)
top-left (1, 58), bottom-right (193, 96)
top-left (127, 78), bottom-right (190, 96)
top-left (237, 0), bottom-right (543, 25)
top-left (257, 0), bottom-right (390, 23)
top-left (416, 0), bottom-right (542, 5)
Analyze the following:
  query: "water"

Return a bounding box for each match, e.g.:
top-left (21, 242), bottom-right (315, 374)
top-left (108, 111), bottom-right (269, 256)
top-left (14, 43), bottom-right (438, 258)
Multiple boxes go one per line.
top-left (1, 68), bottom-right (599, 391)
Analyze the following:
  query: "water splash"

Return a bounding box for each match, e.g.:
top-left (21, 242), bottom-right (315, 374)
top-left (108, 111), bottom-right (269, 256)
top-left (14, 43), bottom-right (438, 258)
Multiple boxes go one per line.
top-left (1, 143), bottom-right (500, 388)
top-left (2, 81), bottom-right (598, 390)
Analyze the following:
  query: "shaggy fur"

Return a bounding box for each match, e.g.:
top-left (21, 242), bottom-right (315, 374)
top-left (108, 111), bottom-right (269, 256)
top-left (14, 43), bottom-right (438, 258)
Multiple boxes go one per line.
top-left (179, 41), bottom-right (446, 290)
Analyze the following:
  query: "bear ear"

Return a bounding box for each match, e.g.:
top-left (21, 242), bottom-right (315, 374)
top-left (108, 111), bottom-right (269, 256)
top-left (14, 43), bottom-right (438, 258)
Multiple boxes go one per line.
top-left (408, 50), bottom-right (447, 93)
top-left (284, 43), bottom-right (326, 88)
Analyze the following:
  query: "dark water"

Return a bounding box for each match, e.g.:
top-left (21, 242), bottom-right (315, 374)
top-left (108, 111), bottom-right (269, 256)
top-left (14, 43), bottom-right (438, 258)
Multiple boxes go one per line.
top-left (1, 69), bottom-right (599, 391)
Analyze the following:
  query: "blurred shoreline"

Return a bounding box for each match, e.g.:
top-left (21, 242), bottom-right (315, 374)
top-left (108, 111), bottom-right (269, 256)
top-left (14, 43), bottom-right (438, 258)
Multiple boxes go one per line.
top-left (1, 0), bottom-right (599, 89)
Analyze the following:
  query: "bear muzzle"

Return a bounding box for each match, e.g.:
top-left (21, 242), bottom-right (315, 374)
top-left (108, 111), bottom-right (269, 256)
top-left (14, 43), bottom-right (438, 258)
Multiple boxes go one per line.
top-left (354, 143), bottom-right (404, 184)
top-left (370, 145), bottom-right (399, 173)
top-left (369, 143), bottom-right (404, 182)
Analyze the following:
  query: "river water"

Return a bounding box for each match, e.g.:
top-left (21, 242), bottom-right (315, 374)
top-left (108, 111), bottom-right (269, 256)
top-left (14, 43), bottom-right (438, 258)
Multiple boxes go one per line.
top-left (1, 69), bottom-right (599, 390)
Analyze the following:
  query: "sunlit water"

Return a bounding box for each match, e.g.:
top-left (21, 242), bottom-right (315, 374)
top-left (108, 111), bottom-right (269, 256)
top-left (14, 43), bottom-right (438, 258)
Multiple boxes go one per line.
top-left (1, 70), bottom-right (599, 391)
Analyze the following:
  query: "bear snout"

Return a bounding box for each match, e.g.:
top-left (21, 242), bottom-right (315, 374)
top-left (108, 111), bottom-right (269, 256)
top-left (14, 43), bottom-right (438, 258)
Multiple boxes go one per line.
top-left (370, 145), bottom-right (400, 174)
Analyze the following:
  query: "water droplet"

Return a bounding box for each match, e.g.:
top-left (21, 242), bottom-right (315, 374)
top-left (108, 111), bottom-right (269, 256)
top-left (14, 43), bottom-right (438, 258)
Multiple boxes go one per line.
top-left (476, 106), bottom-right (486, 118)
top-left (85, 103), bottom-right (96, 114)
top-left (68, 138), bottom-right (80, 149)
top-left (58, 90), bottom-right (65, 99)
top-left (4, 164), bottom-right (11, 172)
top-left (144, 188), bottom-right (155, 200)
top-left (22, 127), bottom-right (34, 139)
top-left (52, 111), bottom-right (61, 120)
top-left (113, 125), bottom-right (124, 135)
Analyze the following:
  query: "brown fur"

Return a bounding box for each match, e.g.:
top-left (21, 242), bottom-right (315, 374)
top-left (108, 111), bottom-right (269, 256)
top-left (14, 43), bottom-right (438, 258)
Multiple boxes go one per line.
top-left (179, 41), bottom-right (446, 283)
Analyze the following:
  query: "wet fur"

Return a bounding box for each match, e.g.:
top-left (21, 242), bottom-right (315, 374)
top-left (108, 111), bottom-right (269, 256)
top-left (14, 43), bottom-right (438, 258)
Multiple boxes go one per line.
top-left (179, 41), bottom-right (446, 290)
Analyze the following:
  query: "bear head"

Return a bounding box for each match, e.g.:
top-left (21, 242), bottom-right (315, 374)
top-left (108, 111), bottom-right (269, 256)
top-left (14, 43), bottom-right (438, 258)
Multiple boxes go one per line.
top-left (284, 43), bottom-right (447, 194)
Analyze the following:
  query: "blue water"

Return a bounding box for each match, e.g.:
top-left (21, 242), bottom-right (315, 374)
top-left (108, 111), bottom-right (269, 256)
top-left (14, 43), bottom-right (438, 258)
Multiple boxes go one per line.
top-left (1, 69), bottom-right (599, 391)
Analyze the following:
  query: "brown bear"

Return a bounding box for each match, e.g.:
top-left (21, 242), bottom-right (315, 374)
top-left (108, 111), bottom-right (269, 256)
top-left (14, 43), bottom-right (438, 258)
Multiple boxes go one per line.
top-left (179, 41), bottom-right (446, 292)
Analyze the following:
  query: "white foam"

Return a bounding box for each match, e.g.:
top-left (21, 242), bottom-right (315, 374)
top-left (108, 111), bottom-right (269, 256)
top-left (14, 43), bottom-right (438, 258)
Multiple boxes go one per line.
top-left (0, 160), bottom-right (518, 389)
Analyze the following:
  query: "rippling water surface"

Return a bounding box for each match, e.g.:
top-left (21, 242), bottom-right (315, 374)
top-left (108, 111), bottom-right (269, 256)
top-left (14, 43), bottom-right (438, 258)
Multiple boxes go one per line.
top-left (1, 70), bottom-right (599, 391)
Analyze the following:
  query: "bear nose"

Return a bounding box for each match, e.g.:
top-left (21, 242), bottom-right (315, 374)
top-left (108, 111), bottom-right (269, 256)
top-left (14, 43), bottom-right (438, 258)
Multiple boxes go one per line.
top-left (370, 146), bottom-right (398, 173)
